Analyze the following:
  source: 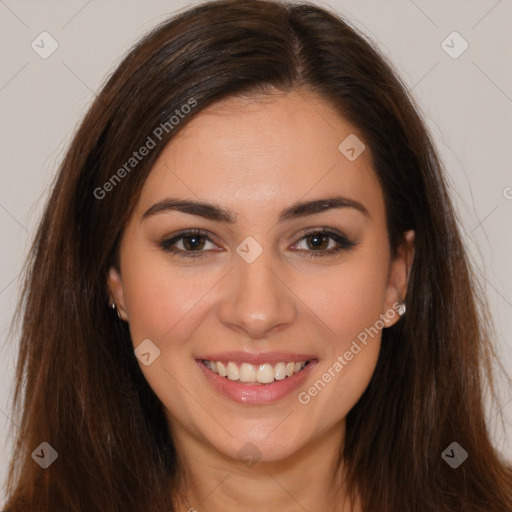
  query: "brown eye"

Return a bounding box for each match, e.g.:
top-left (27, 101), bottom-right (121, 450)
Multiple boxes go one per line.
top-left (159, 230), bottom-right (218, 257)
top-left (181, 233), bottom-right (207, 251)
top-left (305, 232), bottom-right (331, 251)
top-left (292, 228), bottom-right (355, 257)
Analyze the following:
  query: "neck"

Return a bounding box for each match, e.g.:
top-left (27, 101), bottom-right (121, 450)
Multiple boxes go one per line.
top-left (170, 421), bottom-right (361, 512)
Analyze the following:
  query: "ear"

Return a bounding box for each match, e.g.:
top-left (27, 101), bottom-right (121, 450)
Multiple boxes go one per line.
top-left (107, 266), bottom-right (129, 322)
top-left (382, 230), bottom-right (415, 328)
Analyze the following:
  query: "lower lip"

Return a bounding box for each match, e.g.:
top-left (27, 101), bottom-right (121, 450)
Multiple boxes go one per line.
top-left (196, 359), bottom-right (317, 405)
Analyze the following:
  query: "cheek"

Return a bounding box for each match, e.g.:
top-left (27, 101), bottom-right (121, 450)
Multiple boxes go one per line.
top-left (293, 245), bottom-right (389, 415)
top-left (297, 250), bottom-right (389, 349)
top-left (120, 238), bottom-right (221, 345)
top-left (120, 251), bottom-right (219, 416)
top-left (122, 231), bottom-right (390, 352)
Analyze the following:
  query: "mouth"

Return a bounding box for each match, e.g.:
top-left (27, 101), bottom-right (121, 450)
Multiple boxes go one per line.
top-left (195, 352), bottom-right (318, 404)
top-left (200, 359), bottom-right (311, 385)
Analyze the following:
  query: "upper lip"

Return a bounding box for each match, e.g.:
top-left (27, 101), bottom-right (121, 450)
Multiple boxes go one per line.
top-left (196, 351), bottom-right (317, 366)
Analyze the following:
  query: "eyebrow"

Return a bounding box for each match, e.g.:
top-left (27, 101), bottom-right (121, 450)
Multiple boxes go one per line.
top-left (141, 195), bottom-right (370, 224)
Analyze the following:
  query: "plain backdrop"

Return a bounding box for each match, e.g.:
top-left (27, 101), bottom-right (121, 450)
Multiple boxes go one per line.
top-left (1, 0), bottom-right (511, 500)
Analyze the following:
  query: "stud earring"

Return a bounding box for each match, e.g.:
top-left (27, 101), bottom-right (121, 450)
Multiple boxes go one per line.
top-left (397, 302), bottom-right (406, 316)
top-left (111, 300), bottom-right (121, 319)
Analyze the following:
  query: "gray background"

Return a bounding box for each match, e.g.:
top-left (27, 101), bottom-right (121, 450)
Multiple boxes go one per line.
top-left (1, 0), bottom-right (511, 499)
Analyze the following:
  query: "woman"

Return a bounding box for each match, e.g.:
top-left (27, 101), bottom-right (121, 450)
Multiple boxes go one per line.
top-left (3, 0), bottom-right (511, 510)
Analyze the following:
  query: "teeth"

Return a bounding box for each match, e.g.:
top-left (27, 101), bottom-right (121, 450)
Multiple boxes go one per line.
top-left (226, 362), bottom-right (239, 380)
top-left (239, 363), bottom-right (256, 382)
top-left (217, 361), bottom-right (227, 377)
top-left (256, 363), bottom-right (274, 384)
top-left (203, 359), bottom-right (308, 383)
top-left (274, 362), bottom-right (287, 380)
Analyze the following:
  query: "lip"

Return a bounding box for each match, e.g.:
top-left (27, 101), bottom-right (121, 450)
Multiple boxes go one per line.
top-left (196, 355), bottom-right (318, 405)
top-left (196, 351), bottom-right (317, 366)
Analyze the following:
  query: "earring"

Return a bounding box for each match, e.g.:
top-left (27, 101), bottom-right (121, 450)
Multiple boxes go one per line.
top-left (111, 300), bottom-right (121, 319)
top-left (397, 302), bottom-right (406, 316)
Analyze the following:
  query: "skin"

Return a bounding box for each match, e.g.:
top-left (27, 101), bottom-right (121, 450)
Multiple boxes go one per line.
top-left (108, 89), bottom-right (414, 512)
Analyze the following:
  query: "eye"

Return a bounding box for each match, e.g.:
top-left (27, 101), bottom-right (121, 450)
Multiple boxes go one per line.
top-left (291, 228), bottom-right (356, 258)
top-left (159, 227), bottom-right (356, 259)
top-left (159, 229), bottom-right (219, 258)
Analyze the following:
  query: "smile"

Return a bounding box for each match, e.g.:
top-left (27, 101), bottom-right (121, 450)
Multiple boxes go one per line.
top-left (196, 352), bottom-right (318, 404)
top-left (202, 360), bottom-right (310, 385)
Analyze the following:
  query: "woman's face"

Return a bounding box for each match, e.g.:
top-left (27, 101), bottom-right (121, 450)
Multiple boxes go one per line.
top-left (108, 89), bottom-right (413, 463)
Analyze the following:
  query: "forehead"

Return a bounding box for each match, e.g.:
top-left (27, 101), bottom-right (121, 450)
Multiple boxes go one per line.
top-left (135, 89), bottom-right (384, 221)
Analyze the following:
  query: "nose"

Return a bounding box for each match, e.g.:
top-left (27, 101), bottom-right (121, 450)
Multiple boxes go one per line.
top-left (217, 247), bottom-right (297, 339)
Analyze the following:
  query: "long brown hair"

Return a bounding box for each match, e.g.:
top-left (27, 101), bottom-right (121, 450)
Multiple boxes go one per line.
top-left (3, 1), bottom-right (511, 510)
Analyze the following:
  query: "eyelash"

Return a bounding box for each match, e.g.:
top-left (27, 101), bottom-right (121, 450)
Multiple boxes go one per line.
top-left (158, 228), bottom-right (356, 259)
